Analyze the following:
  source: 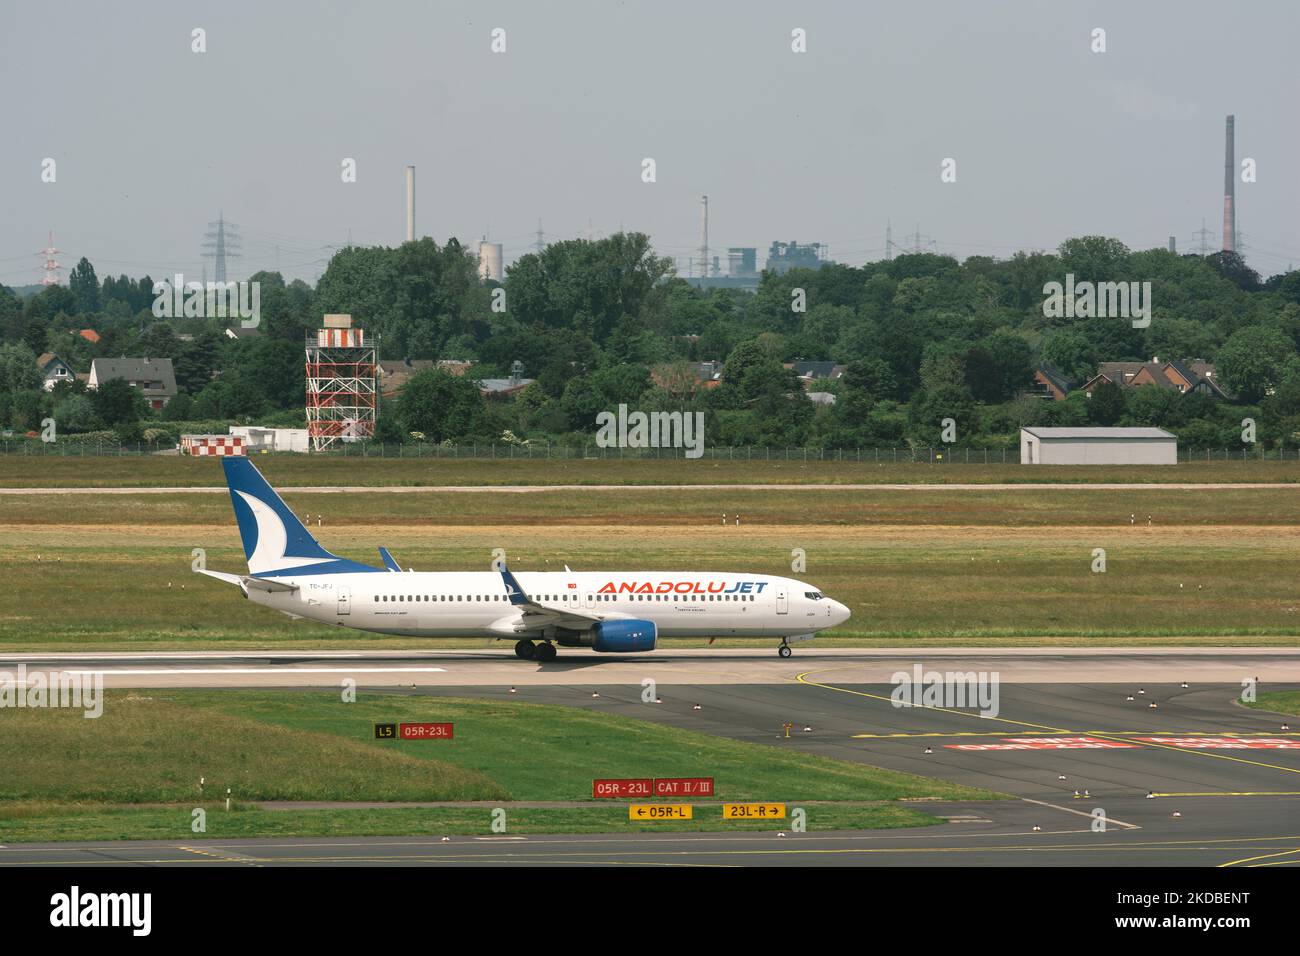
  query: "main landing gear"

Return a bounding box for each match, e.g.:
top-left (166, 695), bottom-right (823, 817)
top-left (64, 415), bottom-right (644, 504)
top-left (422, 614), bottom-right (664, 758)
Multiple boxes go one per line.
top-left (515, 640), bottom-right (557, 662)
top-left (778, 643), bottom-right (793, 659)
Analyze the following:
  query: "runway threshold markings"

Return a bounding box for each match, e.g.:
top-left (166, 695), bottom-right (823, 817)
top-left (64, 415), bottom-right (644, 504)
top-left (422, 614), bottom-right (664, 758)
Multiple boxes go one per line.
top-left (795, 668), bottom-right (1300, 778)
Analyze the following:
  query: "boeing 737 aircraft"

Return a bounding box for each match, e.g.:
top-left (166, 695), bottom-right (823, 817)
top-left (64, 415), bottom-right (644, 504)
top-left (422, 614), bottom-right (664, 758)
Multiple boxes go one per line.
top-left (199, 457), bottom-right (851, 660)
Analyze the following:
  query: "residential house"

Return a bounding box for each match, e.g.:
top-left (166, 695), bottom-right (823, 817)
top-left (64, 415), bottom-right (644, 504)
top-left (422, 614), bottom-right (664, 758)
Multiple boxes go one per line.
top-left (690, 361), bottom-right (724, 387)
top-left (1027, 364), bottom-right (1076, 401)
top-left (1081, 358), bottom-right (1225, 399)
top-left (785, 361), bottom-right (845, 389)
top-left (378, 359), bottom-right (438, 399)
top-left (88, 357), bottom-right (178, 410)
top-left (650, 361), bottom-right (722, 393)
top-left (377, 359), bottom-right (475, 399)
top-left (37, 352), bottom-right (76, 391)
top-left (477, 361), bottom-right (533, 400)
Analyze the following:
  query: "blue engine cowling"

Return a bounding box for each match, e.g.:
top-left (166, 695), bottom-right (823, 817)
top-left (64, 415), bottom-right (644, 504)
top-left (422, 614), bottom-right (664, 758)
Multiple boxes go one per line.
top-left (591, 619), bottom-right (657, 653)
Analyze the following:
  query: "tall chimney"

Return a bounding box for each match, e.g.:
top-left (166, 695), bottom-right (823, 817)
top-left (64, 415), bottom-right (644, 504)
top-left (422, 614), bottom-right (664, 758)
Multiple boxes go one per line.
top-left (1223, 116), bottom-right (1235, 253)
top-left (405, 165), bottom-right (416, 242)
top-left (1168, 236), bottom-right (1176, 253)
top-left (699, 195), bottom-right (709, 279)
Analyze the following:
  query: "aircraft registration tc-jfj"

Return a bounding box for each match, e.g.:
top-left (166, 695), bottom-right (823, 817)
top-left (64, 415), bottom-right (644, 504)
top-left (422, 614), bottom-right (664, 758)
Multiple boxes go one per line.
top-left (199, 457), bottom-right (851, 660)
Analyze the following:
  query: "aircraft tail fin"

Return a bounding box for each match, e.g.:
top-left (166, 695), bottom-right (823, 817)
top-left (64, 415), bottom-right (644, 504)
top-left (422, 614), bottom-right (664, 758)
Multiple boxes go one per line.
top-left (221, 457), bottom-right (376, 576)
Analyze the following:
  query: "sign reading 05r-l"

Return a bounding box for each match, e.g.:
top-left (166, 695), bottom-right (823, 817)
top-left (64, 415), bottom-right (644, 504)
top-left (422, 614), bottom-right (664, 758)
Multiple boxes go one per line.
top-left (723, 803), bottom-right (786, 819)
top-left (630, 804), bottom-right (693, 820)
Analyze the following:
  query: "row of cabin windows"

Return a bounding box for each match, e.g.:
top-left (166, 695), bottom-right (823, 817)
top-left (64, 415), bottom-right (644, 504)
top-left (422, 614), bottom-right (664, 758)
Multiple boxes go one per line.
top-left (373, 593), bottom-right (757, 603)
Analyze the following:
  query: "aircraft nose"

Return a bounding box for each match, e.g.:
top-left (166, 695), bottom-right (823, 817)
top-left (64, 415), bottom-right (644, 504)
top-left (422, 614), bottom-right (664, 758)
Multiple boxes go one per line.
top-left (833, 600), bottom-right (851, 625)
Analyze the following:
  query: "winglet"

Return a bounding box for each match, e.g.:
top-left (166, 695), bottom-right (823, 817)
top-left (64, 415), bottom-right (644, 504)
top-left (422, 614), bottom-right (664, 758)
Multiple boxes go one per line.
top-left (500, 565), bottom-right (529, 606)
top-left (378, 547), bottom-right (402, 572)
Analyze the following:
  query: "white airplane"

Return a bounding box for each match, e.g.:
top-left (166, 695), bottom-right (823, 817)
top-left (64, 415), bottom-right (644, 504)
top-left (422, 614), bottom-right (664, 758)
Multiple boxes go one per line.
top-left (199, 457), bottom-right (851, 660)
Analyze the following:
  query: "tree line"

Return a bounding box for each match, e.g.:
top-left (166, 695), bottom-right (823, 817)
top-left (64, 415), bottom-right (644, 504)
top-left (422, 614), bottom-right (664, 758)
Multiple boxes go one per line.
top-left (2, 233), bottom-right (1299, 449)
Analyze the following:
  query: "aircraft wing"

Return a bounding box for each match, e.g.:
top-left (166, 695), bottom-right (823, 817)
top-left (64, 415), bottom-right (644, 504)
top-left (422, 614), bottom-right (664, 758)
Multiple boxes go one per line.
top-left (378, 547), bottom-right (402, 572)
top-left (499, 566), bottom-right (603, 628)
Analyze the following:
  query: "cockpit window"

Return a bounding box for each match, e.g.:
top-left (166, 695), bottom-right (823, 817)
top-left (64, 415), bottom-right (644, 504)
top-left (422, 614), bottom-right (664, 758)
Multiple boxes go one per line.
top-left (804, 591), bottom-right (823, 600)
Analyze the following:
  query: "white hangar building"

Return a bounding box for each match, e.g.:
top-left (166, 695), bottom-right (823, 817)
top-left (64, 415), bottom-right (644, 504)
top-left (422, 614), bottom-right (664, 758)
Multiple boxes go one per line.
top-left (1019, 427), bottom-right (1177, 465)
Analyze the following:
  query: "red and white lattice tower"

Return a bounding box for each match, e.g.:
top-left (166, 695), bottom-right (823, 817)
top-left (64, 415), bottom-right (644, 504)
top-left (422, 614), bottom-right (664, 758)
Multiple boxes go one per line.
top-left (38, 230), bottom-right (62, 286)
top-left (305, 314), bottom-right (377, 451)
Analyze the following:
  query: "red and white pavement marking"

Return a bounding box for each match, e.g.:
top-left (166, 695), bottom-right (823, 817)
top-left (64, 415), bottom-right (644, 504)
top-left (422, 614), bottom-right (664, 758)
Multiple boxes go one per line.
top-left (1137, 736), bottom-right (1300, 749)
top-left (946, 736), bottom-right (1139, 751)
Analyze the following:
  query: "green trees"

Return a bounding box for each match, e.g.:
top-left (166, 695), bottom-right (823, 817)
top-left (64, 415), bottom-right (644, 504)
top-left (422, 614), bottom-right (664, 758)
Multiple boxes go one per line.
top-left (2, 236), bottom-right (1297, 450)
top-left (1216, 326), bottom-right (1291, 403)
top-left (908, 354), bottom-right (977, 445)
top-left (505, 232), bottom-right (672, 344)
top-left (91, 378), bottom-right (146, 426)
top-left (1041, 328), bottom-right (1098, 382)
top-left (68, 258), bottom-right (100, 314)
top-left (559, 364), bottom-right (651, 432)
top-left (397, 369), bottom-right (487, 442)
top-left (964, 332), bottom-right (1033, 403)
top-left (52, 393), bottom-right (99, 432)
top-left (1088, 379), bottom-right (1127, 426)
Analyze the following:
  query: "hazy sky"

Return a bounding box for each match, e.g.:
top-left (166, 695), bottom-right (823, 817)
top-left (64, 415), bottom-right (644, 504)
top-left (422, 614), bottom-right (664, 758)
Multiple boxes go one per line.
top-left (3, 0), bottom-right (1296, 287)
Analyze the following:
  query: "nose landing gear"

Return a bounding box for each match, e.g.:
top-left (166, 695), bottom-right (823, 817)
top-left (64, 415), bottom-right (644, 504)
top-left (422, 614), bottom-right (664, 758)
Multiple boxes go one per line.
top-left (778, 643), bottom-right (792, 659)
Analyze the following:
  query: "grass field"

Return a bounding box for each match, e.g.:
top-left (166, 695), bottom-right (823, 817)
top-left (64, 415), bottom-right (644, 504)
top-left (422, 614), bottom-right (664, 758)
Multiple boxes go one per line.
top-left (0, 690), bottom-right (987, 842)
top-left (1246, 691), bottom-right (1300, 717)
top-left (2, 484), bottom-right (1299, 647)
top-left (0, 804), bottom-right (934, 844)
top-left (2, 454), bottom-right (1299, 487)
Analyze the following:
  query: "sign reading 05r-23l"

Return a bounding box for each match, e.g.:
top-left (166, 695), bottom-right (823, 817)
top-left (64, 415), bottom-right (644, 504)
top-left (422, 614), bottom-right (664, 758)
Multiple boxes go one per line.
top-left (374, 722), bottom-right (454, 740)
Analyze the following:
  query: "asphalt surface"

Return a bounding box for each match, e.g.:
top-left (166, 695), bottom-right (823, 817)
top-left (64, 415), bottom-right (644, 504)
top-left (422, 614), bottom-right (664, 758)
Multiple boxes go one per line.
top-left (3, 648), bottom-right (1298, 866)
top-left (4, 646), bottom-right (1299, 687)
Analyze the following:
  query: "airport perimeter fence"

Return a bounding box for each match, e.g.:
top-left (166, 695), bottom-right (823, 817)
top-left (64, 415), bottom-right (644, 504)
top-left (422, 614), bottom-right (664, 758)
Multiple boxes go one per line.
top-left (2, 440), bottom-right (1300, 463)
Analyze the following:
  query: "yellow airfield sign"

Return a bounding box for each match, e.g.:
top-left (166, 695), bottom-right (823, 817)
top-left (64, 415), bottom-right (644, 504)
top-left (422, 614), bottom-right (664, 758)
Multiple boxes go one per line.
top-left (629, 804), bottom-right (693, 820)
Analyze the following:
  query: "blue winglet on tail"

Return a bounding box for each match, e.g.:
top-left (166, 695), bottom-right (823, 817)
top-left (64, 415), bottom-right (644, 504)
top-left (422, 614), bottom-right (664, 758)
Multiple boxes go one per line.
top-left (378, 547), bottom-right (402, 572)
top-left (221, 457), bottom-right (380, 576)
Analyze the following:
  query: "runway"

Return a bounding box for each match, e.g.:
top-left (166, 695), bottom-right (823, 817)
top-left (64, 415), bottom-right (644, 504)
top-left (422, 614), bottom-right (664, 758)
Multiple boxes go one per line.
top-left (3, 647), bottom-right (1298, 866)
top-left (4, 646), bottom-right (1299, 687)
